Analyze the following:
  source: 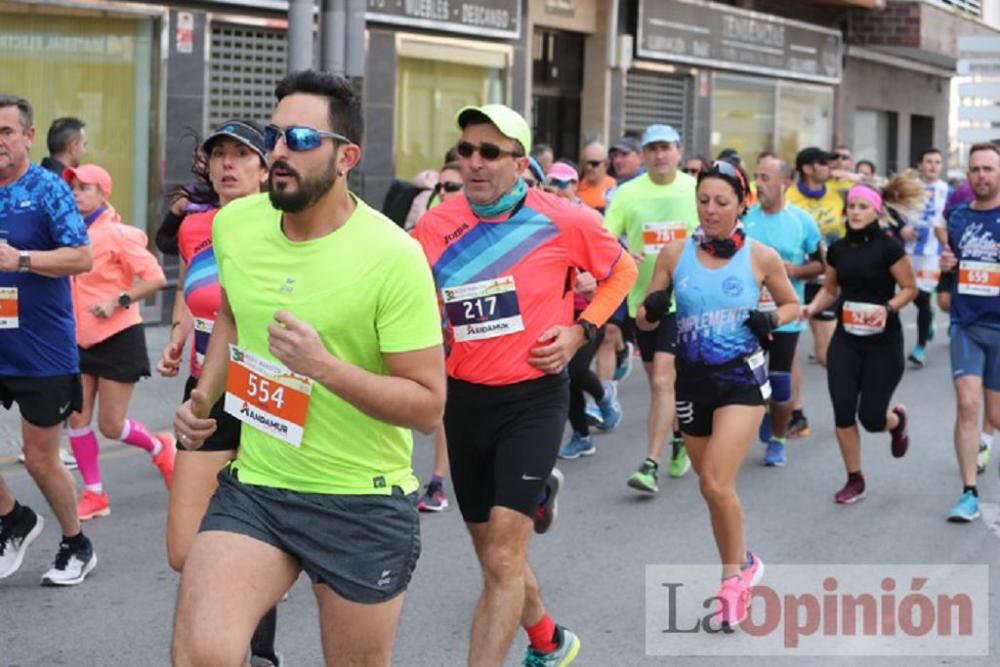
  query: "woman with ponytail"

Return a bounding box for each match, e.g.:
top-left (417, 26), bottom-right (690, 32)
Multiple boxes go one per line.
top-left (637, 161), bottom-right (800, 631)
top-left (804, 174), bottom-right (920, 505)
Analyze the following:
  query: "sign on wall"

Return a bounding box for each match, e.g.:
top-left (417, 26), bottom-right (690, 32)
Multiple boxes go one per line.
top-left (637, 0), bottom-right (842, 84)
top-left (366, 0), bottom-right (521, 40)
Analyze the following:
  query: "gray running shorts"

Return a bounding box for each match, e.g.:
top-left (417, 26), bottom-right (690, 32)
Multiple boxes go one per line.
top-left (201, 466), bottom-right (421, 604)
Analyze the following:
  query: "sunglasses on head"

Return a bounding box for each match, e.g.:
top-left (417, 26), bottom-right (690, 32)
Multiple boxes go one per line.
top-left (456, 141), bottom-right (520, 161)
top-left (264, 125), bottom-right (350, 152)
top-left (544, 178), bottom-right (574, 190)
top-left (702, 160), bottom-right (749, 197)
top-left (436, 181), bottom-right (463, 193)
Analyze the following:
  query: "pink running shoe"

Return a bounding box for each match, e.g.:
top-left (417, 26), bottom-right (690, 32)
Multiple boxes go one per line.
top-left (77, 490), bottom-right (110, 521)
top-left (152, 433), bottom-right (177, 490)
top-left (740, 551), bottom-right (765, 590)
top-left (715, 575), bottom-right (751, 630)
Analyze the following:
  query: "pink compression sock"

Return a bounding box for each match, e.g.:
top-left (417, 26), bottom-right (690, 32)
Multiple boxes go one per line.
top-left (119, 418), bottom-right (161, 456)
top-left (68, 426), bottom-right (102, 491)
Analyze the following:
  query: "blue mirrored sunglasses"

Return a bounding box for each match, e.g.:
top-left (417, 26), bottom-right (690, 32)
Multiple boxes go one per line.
top-left (264, 125), bottom-right (350, 152)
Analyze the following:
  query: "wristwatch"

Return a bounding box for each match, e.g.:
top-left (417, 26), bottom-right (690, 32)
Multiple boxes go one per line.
top-left (17, 251), bottom-right (30, 272)
top-left (576, 319), bottom-right (598, 343)
top-left (118, 292), bottom-right (132, 309)
top-left (884, 303), bottom-right (896, 317)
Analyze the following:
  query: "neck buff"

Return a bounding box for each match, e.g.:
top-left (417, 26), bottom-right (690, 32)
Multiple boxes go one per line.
top-left (693, 221), bottom-right (747, 259)
top-left (845, 220), bottom-right (880, 244)
top-left (84, 206), bottom-right (108, 227)
top-left (796, 180), bottom-right (827, 199)
top-left (469, 178), bottom-right (529, 219)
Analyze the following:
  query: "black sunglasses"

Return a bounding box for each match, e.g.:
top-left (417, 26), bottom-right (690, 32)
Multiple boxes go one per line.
top-left (585, 160), bottom-right (603, 168)
top-left (456, 141), bottom-right (520, 161)
top-left (544, 178), bottom-right (574, 190)
top-left (436, 181), bottom-right (463, 193)
top-left (683, 167), bottom-right (702, 175)
top-left (835, 153), bottom-right (851, 160)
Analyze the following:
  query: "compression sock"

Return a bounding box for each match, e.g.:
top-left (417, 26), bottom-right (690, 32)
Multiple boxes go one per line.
top-left (526, 614), bottom-right (558, 654)
top-left (69, 426), bottom-right (102, 493)
top-left (119, 418), bottom-right (161, 456)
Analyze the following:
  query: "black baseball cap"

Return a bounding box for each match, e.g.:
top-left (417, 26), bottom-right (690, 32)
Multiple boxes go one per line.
top-left (795, 146), bottom-right (836, 172)
top-left (609, 136), bottom-right (642, 155)
top-left (202, 120), bottom-right (269, 165)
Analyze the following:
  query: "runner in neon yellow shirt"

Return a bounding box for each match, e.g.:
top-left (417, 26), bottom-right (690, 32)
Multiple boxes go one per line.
top-left (172, 70), bottom-right (445, 665)
top-left (604, 124), bottom-right (699, 494)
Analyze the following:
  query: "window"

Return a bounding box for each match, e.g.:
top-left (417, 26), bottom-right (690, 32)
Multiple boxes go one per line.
top-left (855, 109), bottom-right (899, 176)
top-left (395, 37), bottom-right (509, 180)
top-left (712, 73), bottom-right (833, 167)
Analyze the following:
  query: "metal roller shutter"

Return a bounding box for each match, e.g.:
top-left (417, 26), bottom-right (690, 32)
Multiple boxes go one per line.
top-left (624, 69), bottom-right (693, 153)
top-left (208, 23), bottom-right (288, 128)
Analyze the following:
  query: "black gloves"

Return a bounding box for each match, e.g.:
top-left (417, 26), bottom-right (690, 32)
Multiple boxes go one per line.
top-left (744, 310), bottom-right (778, 350)
top-left (642, 290), bottom-right (671, 323)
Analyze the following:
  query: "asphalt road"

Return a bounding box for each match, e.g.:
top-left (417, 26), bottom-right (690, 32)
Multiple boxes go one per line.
top-left (2, 318), bottom-right (999, 666)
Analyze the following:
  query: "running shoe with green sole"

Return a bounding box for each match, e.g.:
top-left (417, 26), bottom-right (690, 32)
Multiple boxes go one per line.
top-left (523, 625), bottom-right (580, 666)
top-left (627, 459), bottom-right (659, 493)
top-left (668, 439), bottom-right (691, 478)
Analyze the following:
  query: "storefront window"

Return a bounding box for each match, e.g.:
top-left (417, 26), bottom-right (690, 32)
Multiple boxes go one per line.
top-left (855, 109), bottom-right (897, 176)
top-left (395, 38), bottom-right (508, 180)
top-left (0, 12), bottom-right (155, 233)
top-left (712, 74), bottom-right (834, 168)
top-left (776, 83), bottom-right (833, 166)
top-left (711, 75), bottom-right (774, 164)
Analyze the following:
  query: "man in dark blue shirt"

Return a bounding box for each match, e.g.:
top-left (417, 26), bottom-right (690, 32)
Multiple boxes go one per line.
top-left (940, 143), bottom-right (1000, 525)
top-left (0, 94), bottom-right (95, 586)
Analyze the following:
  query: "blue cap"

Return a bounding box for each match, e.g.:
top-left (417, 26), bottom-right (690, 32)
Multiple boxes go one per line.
top-left (642, 124), bottom-right (681, 147)
top-left (526, 156), bottom-right (545, 183)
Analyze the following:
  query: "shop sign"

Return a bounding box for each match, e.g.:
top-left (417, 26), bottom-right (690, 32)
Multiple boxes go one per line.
top-left (0, 30), bottom-right (136, 62)
top-left (176, 12), bottom-right (194, 54)
top-left (367, 0), bottom-right (521, 40)
top-left (638, 0), bottom-right (842, 84)
top-left (531, 0), bottom-right (598, 33)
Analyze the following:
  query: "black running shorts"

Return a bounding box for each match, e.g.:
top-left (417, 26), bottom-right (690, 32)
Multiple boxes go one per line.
top-left (626, 313), bottom-right (678, 363)
top-left (78, 323), bottom-right (151, 383)
top-left (0, 374), bottom-right (82, 427)
top-left (201, 466), bottom-right (421, 604)
top-left (444, 373), bottom-right (569, 523)
top-left (675, 359), bottom-right (768, 437)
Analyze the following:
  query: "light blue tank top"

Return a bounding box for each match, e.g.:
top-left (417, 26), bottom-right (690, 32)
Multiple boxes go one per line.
top-left (673, 238), bottom-right (760, 366)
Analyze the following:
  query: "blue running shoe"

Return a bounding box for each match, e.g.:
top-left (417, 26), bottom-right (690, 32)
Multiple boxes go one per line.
top-left (584, 403), bottom-right (605, 429)
top-left (763, 439), bottom-right (786, 467)
top-left (908, 346), bottom-right (926, 367)
top-left (558, 434), bottom-right (596, 460)
top-left (947, 491), bottom-right (980, 523)
top-left (613, 342), bottom-right (635, 382)
top-left (758, 411), bottom-right (772, 444)
top-left (596, 381), bottom-right (622, 430)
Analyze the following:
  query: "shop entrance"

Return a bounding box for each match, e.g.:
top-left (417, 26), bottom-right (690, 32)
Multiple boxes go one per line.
top-left (531, 28), bottom-right (583, 162)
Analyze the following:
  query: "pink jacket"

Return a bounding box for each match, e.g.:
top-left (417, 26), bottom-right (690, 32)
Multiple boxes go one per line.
top-left (72, 207), bottom-right (165, 349)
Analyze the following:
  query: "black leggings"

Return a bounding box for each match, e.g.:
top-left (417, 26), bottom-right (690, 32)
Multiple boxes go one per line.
top-left (914, 289), bottom-right (934, 346)
top-left (568, 327), bottom-right (605, 436)
top-left (826, 329), bottom-right (904, 431)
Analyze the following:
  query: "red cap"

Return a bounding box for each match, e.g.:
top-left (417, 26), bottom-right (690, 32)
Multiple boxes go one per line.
top-left (63, 164), bottom-right (113, 198)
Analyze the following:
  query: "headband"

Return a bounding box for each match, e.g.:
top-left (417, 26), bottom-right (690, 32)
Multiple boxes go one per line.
top-left (847, 184), bottom-right (882, 213)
